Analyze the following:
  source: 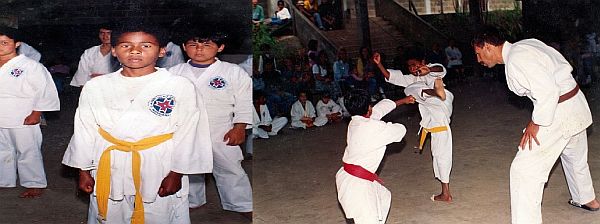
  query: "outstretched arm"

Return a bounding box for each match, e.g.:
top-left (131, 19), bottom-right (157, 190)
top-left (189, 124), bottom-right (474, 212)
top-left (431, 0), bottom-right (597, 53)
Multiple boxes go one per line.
top-left (372, 52), bottom-right (390, 80)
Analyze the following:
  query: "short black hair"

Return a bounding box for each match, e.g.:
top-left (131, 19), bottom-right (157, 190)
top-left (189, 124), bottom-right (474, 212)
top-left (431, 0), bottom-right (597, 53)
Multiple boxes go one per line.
top-left (0, 26), bottom-right (20, 42)
top-left (182, 28), bottom-right (228, 47)
top-left (98, 22), bottom-right (114, 31)
top-left (404, 47), bottom-right (425, 61)
top-left (111, 20), bottom-right (168, 47)
top-left (345, 89), bottom-right (371, 116)
top-left (472, 25), bottom-right (505, 48)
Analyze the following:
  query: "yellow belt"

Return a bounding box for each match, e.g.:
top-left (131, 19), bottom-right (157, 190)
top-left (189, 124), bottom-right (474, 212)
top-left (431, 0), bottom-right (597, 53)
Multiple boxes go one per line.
top-left (96, 128), bottom-right (173, 224)
top-left (418, 126), bottom-right (448, 152)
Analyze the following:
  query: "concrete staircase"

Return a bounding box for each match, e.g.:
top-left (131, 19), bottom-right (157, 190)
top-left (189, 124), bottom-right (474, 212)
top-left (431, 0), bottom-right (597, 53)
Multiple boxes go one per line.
top-left (322, 17), bottom-right (412, 61)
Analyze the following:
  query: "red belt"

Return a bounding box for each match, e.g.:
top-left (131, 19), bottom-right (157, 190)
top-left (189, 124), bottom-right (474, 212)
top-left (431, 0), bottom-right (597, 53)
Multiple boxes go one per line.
top-left (343, 163), bottom-right (384, 184)
top-left (558, 85), bottom-right (579, 103)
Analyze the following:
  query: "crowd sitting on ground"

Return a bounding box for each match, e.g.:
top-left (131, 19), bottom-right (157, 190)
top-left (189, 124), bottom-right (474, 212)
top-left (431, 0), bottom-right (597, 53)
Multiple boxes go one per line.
top-left (252, 38), bottom-right (469, 138)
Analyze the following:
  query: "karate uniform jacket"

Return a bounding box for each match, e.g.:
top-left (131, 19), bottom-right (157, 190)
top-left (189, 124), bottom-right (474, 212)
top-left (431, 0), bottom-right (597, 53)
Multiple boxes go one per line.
top-left (0, 55), bottom-right (59, 128)
top-left (62, 68), bottom-right (213, 203)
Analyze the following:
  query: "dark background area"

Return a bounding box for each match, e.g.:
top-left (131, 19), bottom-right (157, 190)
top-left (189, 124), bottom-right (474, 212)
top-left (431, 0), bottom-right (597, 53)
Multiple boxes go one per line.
top-left (0, 0), bottom-right (251, 67)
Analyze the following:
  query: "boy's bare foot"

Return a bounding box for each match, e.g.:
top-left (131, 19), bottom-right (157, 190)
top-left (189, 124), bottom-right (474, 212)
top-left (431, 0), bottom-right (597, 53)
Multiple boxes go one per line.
top-left (19, 188), bottom-right (44, 198)
top-left (434, 78), bottom-right (446, 100)
top-left (431, 193), bottom-right (452, 202)
top-left (585, 199), bottom-right (600, 210)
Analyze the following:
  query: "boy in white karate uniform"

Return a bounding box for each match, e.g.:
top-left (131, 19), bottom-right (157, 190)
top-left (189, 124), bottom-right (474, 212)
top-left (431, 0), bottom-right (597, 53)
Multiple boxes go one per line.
top-left (290, 91), bottom-right (326, 128)
top-left (62, 22), bottom-right (212, 224)
top-left (156, 41), bottom-right (185, 69)
top-left (253, 91), bottom-right (288, 139)
top-left (169, 30), bottom-right (253, 218)
top-left (315, 94), bottom-right (342, 124)
top-left (336, 89), bottom-right (414, 224)
top-left (70, 25), bottom-right (117, 87)
top-left (374, 50), bottom-right (454, 202)
top-left (0, 27), bottom-right (60, 198)
top-left (473, 26), bottom-right (600, 224)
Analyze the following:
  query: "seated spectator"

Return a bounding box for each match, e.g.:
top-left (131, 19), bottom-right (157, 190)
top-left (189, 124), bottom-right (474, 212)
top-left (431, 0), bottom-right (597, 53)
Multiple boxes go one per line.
top-left (445, 39), bottom-right (464, 79)
top-left (316, 94), bottom-right (342, 124)
top-left (271, 0), bottom-right (292, 25)
top-left (337, 96), bottom-right (351, 118)
top-left (252, 0), bottom-right (265, 25)
top-left (311, 51), bottom-right (334, 96)
top-left (291, 91), bottom-right (326, 128)
top-left (302, 0), bottom-right (326, 30)
top-left (253, 91), bottom-right (289, 139)
top-left (318, 0), bottom-right (337, 30)
top-left (426, 43), bottom-right (446, 65)
top-left (333, 48), bottom-right (350, 95)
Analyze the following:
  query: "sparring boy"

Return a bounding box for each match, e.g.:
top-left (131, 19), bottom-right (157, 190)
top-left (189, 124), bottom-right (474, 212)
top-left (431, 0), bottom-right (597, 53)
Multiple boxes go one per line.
top-left (335, 89), bottom-right (414, 224)
top-left (373, 50), bottom-right (455, 202)
top-left (253, 91), bottom-right (288, 139)
top-left (0, 26), bottom-right (60, 198)
top-left (168, 30), bottom-right (253, 218)
top-left (70, 24), bottom-right (117, 87)
top-left (290, 91), bottom-right (326, 128)
top-left (62, 22), bottom-right (213, 224)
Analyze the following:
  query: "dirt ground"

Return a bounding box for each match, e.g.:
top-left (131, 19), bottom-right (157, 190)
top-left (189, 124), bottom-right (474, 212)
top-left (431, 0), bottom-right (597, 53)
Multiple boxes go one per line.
top-left (253, 76), bottom-right (600, 224)
top-left (0, 90), bottom-right (252, 224)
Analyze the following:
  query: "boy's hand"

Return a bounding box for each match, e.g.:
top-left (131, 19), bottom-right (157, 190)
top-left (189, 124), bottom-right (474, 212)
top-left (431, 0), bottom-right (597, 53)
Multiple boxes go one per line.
top-left (158, 171), bottom-right (182, 197)
top-left (224, 123), bottom-right (246, 146)
top-left (372, 52), bottom-right (381, 65)
top-left (259, 125), bottom-right (272, 132)
top-left (78, 170), bottom-right (95, 194)
top-left (396, 96), bottom-right (416, 105)
top-left (416, 66), bottom-right (431, 76)
top-left (519, 121), bottom-right (540, 150)
top-left (23, 111), bottom-right (42, 125)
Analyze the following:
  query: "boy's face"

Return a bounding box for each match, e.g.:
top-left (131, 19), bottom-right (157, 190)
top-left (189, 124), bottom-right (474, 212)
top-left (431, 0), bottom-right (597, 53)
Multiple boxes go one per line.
top-left (0, 35), bottom-right (20, 57)
top-left (299, 93), bottom-right (307, 102)
top-left (407, 58), bottom-right (426, 76)
top-left (184, 40), bottom-right (224, 65)
top-left (98, 28), bottom-right (112, 44)
top-left (322, 96), bottom-right (330, 104)
top-left (112, 32), bottom-right (165, 73)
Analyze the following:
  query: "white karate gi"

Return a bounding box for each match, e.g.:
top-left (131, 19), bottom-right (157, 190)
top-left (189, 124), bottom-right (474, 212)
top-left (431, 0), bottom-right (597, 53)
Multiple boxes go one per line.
top-left (336, 99), bottom-right (407, 224)
top-left (18, 42), bottom-right (41, 62)
top-left (501, 40), bottom-right (597, 224)
top-left (315, 99), bottom-right (342, 125)
top-left (62, 68), bottom-right (212, 224)
top-left (157, 42), bottom-right (185, 69)
top-left (290, 100), bottom-right (326, 128)
top-left (337, 96), bottom-right (351, 118)
top-left (253, 104), bottom-right (288, 138)
top-left (386, 65), bottom-right (454, 183)
top-left (169, 59), bottom-right (253, 212)
top-left (0, 55), bottom-right (59, 188)
top-left (70, 45), bottom-right (115, 87)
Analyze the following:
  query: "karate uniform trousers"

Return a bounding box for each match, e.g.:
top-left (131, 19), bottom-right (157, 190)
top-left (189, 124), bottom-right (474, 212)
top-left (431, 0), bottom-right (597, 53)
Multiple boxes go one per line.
top-left (404, 83), bottom-right (454, 183)
top-left (170, 60), bottom-right (253, 212)
top-left (0, 55), bottom-right (59, 188)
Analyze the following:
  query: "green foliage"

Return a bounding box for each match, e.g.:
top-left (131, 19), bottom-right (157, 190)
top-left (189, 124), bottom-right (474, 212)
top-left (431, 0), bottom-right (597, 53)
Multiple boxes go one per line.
top-left (252, 23), bottom-right (286, 62)
top-left (485, 8), bottom-right (522, 40)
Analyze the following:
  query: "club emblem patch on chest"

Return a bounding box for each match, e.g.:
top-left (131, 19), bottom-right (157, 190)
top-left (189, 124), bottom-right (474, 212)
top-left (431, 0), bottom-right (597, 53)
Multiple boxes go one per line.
top-left (149, 94), bottom-right (176, 117)
top-left (209, 76), bottom-right (227, 89)
top-left (10, 68), bottom-right (23, 77)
